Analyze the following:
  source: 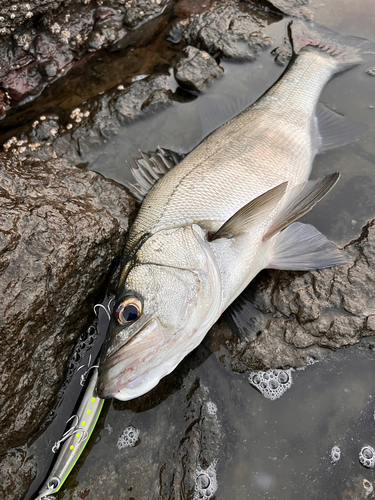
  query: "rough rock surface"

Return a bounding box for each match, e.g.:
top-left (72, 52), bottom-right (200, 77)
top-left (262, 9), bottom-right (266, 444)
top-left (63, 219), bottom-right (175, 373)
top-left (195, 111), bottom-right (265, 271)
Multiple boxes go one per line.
top-left (0, 152), bottom-right (138, 456)
top-left (1, 0), bottom-right (284, 167)
top-left (209, 219), bottom-right (375, 373)
top-left (265, 0), bottom-right (313, 19)
top-left (169, 0), bottom-right (276, 59)
top-left (66, 358), bottom-right (227, 500)
top-left (174, 46), bottom-right (224, 92)
top-left (0, 0), bottom-right (171, 115)
top-left (0, 446), bottom-right (37, 500)
top-left (4, 74), bottom-right (175, 166)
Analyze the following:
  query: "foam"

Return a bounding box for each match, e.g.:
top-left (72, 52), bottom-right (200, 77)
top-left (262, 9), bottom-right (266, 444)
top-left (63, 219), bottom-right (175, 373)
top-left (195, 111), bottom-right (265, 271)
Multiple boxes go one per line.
top-left (330, 446), bottom-right (341, 463)
top-left (359, 446), bottom-right (375, 469)
top-left (194, 460), bottom-right (218, 500)
top-left (248, 369), bottom-right (293, 400)
top-left (207, 402), bottom-right (217, 416)
top-left (117, 425), bottom-right (139, 449)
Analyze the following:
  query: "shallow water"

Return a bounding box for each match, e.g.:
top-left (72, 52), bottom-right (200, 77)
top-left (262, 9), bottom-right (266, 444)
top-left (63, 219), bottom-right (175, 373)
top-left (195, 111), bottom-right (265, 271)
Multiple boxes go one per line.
top-left (22, 0), bottom-right (375, 499)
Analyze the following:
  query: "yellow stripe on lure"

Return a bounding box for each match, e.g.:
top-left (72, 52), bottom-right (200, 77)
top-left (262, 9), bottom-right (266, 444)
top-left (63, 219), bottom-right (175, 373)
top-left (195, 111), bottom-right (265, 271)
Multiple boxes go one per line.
top-left (35, 367), bottom-right (104, 500)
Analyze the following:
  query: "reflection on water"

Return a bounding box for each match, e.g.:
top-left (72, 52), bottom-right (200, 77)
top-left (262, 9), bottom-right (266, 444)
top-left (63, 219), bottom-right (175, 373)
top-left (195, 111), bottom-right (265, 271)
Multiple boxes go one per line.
top-left (24, 0), bottom-right (375, 498)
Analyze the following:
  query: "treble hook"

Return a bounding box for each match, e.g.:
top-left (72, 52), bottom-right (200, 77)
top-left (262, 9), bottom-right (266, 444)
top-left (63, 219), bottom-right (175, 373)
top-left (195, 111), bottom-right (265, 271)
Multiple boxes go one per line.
top-left (93, 303), bottom-right (111, 320)
top-left (52, 415), bottom-right (88, 453)
top-left (78, 354), bottom-right (99, 387)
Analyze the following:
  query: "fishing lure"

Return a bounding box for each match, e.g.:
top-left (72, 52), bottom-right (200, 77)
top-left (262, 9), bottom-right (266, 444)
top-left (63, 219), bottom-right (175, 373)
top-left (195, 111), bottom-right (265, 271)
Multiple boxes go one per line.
top-left (35, 365), bottom-right (104, 499)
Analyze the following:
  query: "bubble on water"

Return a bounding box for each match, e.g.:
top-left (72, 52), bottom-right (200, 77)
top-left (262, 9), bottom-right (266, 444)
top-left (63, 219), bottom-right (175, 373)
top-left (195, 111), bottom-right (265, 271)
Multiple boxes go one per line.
top-left (330, 445), bottom-right (341, 463)
top-left (297, 356), bottom-right (318, 371)
top-left (359, 446), bottom-right (375, 469)
top-left (207, 401), bottom-right (217, 416)
top-left (366, 67), bottom-right (375, 76)
top-left (117, 425), bottom-right (139, 449)
top-left (194, 460), bottom-right (218, 500)
top-left (248, 369), bottom-right (293, 400)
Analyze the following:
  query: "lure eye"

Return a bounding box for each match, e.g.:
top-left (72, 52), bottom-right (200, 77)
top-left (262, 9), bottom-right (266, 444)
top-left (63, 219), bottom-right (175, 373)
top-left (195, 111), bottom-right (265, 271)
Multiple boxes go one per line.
top-left (114, 297), bottom-right (142, 325)
top-left (48, 477), bottom-right (60, 490)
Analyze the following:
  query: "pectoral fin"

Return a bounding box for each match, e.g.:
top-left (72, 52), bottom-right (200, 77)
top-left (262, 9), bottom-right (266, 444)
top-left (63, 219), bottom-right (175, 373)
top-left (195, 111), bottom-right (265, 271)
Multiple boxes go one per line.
top-left (209, 182), bottom-right (288, 241)
top-left (267, 222), bottom-right (350, 270)
top-left (263, 173), bottom-right (339, 241)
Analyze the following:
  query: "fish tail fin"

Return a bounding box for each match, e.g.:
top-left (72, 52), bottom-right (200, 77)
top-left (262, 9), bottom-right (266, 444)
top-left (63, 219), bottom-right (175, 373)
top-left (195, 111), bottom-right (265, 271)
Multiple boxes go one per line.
top-left (290, 20), bottom-right (375, 71)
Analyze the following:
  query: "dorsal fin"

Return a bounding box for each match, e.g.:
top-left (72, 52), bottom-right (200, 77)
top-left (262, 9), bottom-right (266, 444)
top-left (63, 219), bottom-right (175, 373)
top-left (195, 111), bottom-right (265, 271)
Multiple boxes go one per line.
top-left (124, 148), bottom-right (186, 201)
top-left (209, 182), bottom-right (287, 241)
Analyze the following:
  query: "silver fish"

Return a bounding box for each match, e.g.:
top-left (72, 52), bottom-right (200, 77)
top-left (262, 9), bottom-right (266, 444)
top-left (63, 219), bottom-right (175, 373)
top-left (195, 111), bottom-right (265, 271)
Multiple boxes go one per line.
top-left (97, 20), bottom-right (370, 401)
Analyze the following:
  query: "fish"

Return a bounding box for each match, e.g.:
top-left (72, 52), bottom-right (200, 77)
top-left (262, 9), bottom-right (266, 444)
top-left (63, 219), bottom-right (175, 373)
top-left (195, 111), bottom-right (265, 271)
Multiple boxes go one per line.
top-left (97, 20), bottom-right (371, 401)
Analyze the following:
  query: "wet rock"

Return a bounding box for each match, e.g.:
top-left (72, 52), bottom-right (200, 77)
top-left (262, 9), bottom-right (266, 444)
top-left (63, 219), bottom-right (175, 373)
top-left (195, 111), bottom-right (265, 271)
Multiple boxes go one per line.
top-left (122, 0), bottom-right (170, 29)
top-left (215, 219), bottom-right (375, 373)
top-left (0, 151), bottom-right (138, 455)
top-left (5, 74), bottom-right (174, 166)
top-left (157, 379), bottom-right (223, 499)
top-left (271, 36), bottom-right (293, 65)
top-left (0, 0), bottom-right (173, 113)
top-left (0, 447), bottom-right (37, 500)
top-left (169, 0), bottom-right (276, 59)
top-left (174, 0), bottom-right (217, 18)
top-left (66, 367), bottom-right (226, 500)
top-left (264, 0), bottom-right (313, 19)
top-left (0, 0), bottom-right (285, 165)
top-left (174, 46), bottom-right (224, 92)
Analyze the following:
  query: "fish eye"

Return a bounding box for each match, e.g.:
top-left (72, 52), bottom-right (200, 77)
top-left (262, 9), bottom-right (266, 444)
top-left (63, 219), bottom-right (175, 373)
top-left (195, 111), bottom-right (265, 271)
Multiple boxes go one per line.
top-left (114, 297), bottom-right (142, 325)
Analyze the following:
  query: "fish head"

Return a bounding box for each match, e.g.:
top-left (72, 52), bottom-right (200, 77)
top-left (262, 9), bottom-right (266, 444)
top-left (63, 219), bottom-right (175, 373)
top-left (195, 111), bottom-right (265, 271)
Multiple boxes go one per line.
top-left (97, 225), bottom-right (222, 401)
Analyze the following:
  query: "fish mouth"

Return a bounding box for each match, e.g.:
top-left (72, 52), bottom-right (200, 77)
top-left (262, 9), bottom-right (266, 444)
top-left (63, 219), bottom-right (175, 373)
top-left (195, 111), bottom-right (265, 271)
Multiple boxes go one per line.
top-left (97, 318), bottom-right (169, 400)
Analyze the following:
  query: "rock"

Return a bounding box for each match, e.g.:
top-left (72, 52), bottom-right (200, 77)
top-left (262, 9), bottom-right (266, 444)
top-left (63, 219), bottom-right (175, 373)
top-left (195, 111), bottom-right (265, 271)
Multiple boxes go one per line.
top-left (174, 46), bottom-right (223, 92)
top-left (4, 74), bottom-right (174, 166)
top-left (65, 355), bottom-right (227, 500)
top-left (0, 151), bottom-right (138, 455)
top-left (0, 0), bottom-right (285, 168)
top-left (215, 219), bottom-right (375, 373)
top-left (122, 0), bottom-right (170, 29)
top-left (157, 378), bottom-right (222, 499)
top-left (271, 37), bottom-right (293, 65)
top-left (0, 0), bottom-right (173, 114)
top-left (169, 0), bottom-right (275, 59)
top-left (264, 0), bottom-right (313, 19)
top-left (0, 447), bottom-right (37, 500)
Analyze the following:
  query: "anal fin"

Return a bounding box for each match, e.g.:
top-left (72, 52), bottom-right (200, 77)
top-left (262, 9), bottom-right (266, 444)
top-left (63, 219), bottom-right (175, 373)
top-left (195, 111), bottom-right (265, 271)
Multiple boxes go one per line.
top-left (267, 222), bottom-right (350, 270)
top-left (316, 103), bottom-right (368, 153)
